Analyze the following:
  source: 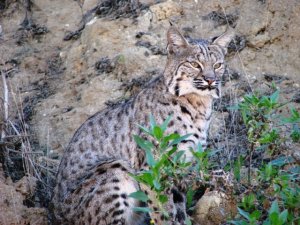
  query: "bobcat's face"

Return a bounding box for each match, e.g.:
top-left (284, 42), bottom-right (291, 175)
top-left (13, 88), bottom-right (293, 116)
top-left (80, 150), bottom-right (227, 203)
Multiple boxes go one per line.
top-left (166, 27), bottom-right (234, 99)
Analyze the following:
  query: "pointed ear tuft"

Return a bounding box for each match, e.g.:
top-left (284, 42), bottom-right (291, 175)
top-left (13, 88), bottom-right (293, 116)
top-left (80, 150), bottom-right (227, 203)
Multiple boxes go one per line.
top-left (212, 28), bottom-right (235, 54)
top-left (167, 26), bottom-right (188, 55)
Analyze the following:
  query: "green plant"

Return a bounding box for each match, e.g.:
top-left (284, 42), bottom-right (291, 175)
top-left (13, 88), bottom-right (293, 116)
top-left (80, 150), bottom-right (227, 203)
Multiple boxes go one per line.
top-left (229, 154), bottom-right (299, 224)
top-left (263, 200), bottom-right (288, 225)
top-left (129, 114), bottom-right (211, 222)
top-left (241, 194), bottom-right (256, 212)
top-left (258, 163), bottom-right (279, 183)
top-left (229, 90), bottom-right (300, 225)
top-left (281, 107), bottom-right (300, 143)
top-left (236, 90), bottom-right (282, 183)
top-left (232, 155), bottom-right (244, 181)
top-left (230, 207), bottom-right (261, 225)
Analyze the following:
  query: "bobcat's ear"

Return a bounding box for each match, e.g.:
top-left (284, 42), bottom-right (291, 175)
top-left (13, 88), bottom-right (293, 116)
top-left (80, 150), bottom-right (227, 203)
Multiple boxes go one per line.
top-left (167, 26), bottom-right (189, 56)
top-left (212, 28), bottom-right (235, 54)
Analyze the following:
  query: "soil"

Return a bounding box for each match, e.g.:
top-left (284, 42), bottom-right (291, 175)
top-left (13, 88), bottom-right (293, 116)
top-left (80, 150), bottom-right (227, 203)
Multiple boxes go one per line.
top-left (0, 0), bottom-right (299, 224)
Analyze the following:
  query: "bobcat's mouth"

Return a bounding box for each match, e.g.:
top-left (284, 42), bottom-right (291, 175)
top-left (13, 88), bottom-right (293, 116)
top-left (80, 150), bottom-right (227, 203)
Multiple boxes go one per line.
top-left (193, 81), bottom-right (221, 98)
top-left (193, 80), bottom-right (219, 90)
top-left (194, 85), bottom-right (216, 90)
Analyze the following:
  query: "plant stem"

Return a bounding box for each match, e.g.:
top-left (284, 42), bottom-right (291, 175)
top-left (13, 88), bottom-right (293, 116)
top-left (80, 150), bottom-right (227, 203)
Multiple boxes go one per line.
top-left (248, 142), bottom-right (254, 185)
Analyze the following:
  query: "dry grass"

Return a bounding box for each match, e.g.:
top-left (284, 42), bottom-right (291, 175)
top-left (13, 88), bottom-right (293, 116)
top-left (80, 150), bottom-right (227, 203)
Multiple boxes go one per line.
top-left (0, 66), bottom-right (57, 207)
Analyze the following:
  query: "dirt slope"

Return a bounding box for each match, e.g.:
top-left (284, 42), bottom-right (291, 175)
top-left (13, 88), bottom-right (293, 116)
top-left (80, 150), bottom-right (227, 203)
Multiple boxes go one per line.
top-left (0, 0), bottom-right (299, 224)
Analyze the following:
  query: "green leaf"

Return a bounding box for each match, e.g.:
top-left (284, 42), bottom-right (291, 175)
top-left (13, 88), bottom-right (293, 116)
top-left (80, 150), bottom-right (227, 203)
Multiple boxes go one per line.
top-left (270, 90), bottom-right (279, 104)
top-left (160, 133), bottom-right (180, 149)
top-left (185, 218), bottom-right (192, 225)
top-left (134, 135), bottom-right (154, 152)
top-left (153, 153), bottom-right (169, 174)
top-left (260, 96), bottom-right (271, 108)
top-left (128, 191), bottom-right (149, 202)
top-left (263, 220), bottom-right (271, 225)
top-left (282, 107), bottom-right (300, 123)
top-left (149, 114), bottom-right (156, 128)
top-left (164, 133), bottom-right (180, 142)
top-left (158, 194), bottom-right (168, 204)
top-left (153, 126), bottom-right (163, 140)
top-left (173, 150), bottom-right (185, 163)
top-left (132, 172), bottom-right (154, 186)
top-left (233, 156), bottom-right (242, 181)
top-left (169, 134), bottom-right (192, 146)
top-left (153, 179), bottom-right (161, 190)
top-left (228, 220), bottom-right (248, 225)
top-left (262, 163), bottom-right (275, 181)
top-left (145, 149), bottom-right (156, 167)
top-left (279, 210), bottom-right (288, 223)
top-left (166, 146), bottom-right (178, 157)
top-left (137, 124), bottom-right (151, 136)
top-left (250, 210), bottom-right (261, 220)
top-left (155, 147), bottom-right (177, 172)
top-left (291, 107), bottom-right (300, 118)
top-left (237, 207), bottom-right (251, 221)
top-left (270, 156), bottom-right (294, 167)
top-left (290, 129), bottom-right (300, 142)
top-left (241, 110), bottom-right (248, 126)
top-left (269, 212), bottom-right (279, 225)
top-left (288, 165), bottom-right (300, 174)
top-left (259, 129), bottom-right (279, 144)
top-left (134, 135), bottom-right (155, 166)
top-left (161, 114), bottom-right (173, 132)
top-left (227, 104), bottom-right (240, 111)
top-left (242, 194), bottom-right (256, 211)
top-left (133, 207), bottom-right (152, 213)
top-left (269, 200), bottom-right (279, 214)
top-left (186, 189), bottom-right (195, 209)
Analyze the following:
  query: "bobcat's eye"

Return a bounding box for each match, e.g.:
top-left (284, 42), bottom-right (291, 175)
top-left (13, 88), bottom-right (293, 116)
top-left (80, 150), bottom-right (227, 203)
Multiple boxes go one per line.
top-left (190, 62), bottom-right (201, 70)
top-left (214, 62), bottom-right (222, 70)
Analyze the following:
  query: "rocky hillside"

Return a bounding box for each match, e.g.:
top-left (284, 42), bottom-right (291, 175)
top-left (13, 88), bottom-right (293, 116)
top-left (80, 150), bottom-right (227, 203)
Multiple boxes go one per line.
top-left (0, 0), bottom-right (299, 224)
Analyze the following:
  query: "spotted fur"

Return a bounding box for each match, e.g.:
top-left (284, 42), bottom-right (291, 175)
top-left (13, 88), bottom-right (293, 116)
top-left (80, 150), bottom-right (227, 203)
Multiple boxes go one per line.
top-left (51, 26), bottom-right (233, 225)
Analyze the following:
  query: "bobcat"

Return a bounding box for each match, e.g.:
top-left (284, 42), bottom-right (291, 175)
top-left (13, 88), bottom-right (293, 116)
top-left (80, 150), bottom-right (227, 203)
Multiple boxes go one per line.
top-left (51, 26), bottom-right (233, 224)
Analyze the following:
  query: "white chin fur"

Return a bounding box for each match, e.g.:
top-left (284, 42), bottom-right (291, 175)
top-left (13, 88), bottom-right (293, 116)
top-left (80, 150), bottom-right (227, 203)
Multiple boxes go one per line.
top-left (211, 92), bottom-right (220, 98)
top-left (194, 89), bottom-right (220, 98)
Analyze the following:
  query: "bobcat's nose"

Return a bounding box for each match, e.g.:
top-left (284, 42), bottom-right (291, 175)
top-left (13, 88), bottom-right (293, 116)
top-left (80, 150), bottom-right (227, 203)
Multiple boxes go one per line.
top-left (204, 78), bottom-right (215, 86)
top-left (203, 71), bottom-right (216, 86)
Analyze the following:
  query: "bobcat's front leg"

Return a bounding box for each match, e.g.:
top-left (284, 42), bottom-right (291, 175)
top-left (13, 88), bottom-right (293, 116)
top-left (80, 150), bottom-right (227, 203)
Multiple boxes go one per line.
top-left (140, 184), bottom-right (188, 225)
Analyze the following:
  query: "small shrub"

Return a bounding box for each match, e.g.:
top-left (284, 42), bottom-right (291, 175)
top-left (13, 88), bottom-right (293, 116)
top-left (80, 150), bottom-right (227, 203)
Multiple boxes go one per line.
top-left (229, 90), bottom-right (300, 225)
top-left (129, 114), bottom-right (211, 222)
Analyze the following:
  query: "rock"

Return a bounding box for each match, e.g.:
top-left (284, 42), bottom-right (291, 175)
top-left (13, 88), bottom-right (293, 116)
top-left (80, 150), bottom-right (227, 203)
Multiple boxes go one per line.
top-left (203, 10), bottom-right (239, 28)
top-left (149, 0), bottom-right (183, 21)
top-left (248, 32), bottom-right (271, 48)
top-left (193, 191), bottom-right (237, 225)
top-left (14, 175), bottom-right (38, 197)
top-left (0, 163), bottom-right (5, 183)
top-left (0, 180), bottom-right (25, 225)
top-left (293, 91), bottom-right (300, 103)
top-left (239, 166), bottom-right (259, 186)
top-left (292, 144), bottom-right (300, 164)
top-left (263, 73), bottom-right (289, 84)
top-left (82, 0), bottom-right (98, 13)
top-left (0, 175), bottom-right (47, 225)
top-left (236, 1), bottom-right (272, 36)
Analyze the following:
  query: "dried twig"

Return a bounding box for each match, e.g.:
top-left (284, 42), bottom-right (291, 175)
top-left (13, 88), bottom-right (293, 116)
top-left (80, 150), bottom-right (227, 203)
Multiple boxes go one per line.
top-left (8, 107), bottom-right (42, 181)
top-left (1, 70), bottom-right (8, 138)
top-left (0, 69), bottom-right (14, 167)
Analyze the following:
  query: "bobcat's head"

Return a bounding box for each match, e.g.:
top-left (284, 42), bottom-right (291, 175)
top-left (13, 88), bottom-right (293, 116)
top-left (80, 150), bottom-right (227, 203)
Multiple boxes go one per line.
top-left (165, 26), bottom-right (234, 99)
